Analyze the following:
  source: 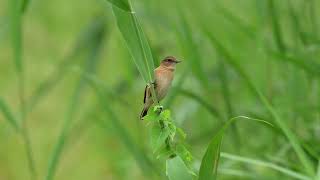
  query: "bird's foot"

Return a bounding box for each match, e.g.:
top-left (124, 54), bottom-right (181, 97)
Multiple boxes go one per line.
top-left (154, 105), bottom-right (163, 114)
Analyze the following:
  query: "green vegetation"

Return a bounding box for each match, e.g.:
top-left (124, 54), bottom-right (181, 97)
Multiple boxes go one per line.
top-left (0, 0), bottom-right (319, 179)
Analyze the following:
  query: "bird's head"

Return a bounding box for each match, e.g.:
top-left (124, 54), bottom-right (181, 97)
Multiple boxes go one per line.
top-left (160, 56), bottom-right (181, 70)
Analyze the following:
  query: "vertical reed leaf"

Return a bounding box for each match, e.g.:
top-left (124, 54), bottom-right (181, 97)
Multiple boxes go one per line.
top-left (9, 0), bottom-right (22, 74)
top-left (176, 10), bottom-right (209, 88)
top-left (9, 0), bottom-right (37, 178)
top-left (267, 0), bottom-right (286, 52)
top-left (111, 5), bottom-right (155, 83)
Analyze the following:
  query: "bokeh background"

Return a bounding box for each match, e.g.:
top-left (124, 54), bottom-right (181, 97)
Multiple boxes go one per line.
top-left (0, 0), bottom-right (320, 179)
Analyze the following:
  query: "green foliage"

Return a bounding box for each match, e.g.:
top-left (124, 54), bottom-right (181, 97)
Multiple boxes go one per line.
top-left (203, 26), bottom-right (316, 177)
top-left (1, 0), bottom-right (320, 179)
top-left (144, 106), bottom-right (194, 179)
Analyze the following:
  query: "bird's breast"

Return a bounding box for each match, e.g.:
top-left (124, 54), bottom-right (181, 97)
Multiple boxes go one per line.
top-left (155, 69), bottom-right (174, 100)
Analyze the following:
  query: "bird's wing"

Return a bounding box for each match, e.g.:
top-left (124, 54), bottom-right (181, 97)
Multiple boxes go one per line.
top-left (143, 82), bottom-right (156, 103)
top-left (143, 85), bottom-right (150, 103)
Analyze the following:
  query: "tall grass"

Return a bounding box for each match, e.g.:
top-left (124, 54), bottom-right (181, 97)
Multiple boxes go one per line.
top-left (8, 0), bottom-right (36, 178)
top-left (1, 0), bottom-right (320, 179)
top-left (45, 19), bottom-right (106, 180)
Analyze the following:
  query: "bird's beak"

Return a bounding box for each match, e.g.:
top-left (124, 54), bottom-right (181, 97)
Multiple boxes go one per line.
top-left (175, 60), bottom-right (182, 63)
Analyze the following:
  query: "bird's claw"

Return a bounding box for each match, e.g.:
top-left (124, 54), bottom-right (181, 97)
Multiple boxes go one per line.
top-left (154, 105), bottom-right (163, 114)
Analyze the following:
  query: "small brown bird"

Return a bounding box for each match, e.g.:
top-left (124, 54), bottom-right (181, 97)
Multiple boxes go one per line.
top-left (140, 56), bottom-right (181, 119)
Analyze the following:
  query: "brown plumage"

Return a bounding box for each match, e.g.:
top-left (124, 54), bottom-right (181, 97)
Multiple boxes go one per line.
top-left (140, 56), bottom-right (181, 119)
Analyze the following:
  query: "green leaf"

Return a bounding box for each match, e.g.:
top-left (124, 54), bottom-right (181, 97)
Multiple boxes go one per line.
top-left (166, 156), bottom-right (194, 180)
top-left (175, 144), bottom-right (193, 166)
top-left (151, 123), bottom-right (171, 153)
top-left (198, 116), bottom-right (273, 180)
top-left (112, 5), bottom-right (154, 83)
top-left (106, 0), bottom-right (131, 12)
top-left (198, 133), bottom-right (222, 180)
top-left (0, 98), bottom-right (19, 131)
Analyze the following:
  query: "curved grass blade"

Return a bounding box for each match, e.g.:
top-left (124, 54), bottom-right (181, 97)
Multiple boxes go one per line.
top-left (0, 98), bottom-right (19, 131)
top-left (198, 116), bottom-right (273, 180)
top-left (166, 156), bottom-right (194, 180)
top-left (203, 28), bottom-right (316, 176)
top-left (221, 152), bottom-right (311, 180)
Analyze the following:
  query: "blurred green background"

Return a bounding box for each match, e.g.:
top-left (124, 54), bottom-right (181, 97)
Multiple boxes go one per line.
top-left (1, 0), bottom-right (320, 179)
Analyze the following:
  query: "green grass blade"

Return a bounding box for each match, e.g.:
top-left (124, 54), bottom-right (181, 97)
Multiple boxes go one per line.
top-left (88, 79), bottom-right (159, 177)
top-left (221, 152), bottom-right (311, 180)
top-left (26, 18), bottom-right (107, 113)
top-left (176, 10), bottom-right (208, 89)
top-left (218, 168), bottom-right (255, 178)
top-left (105, 0), bottom-right (131, 12)
top-left (218, 61), bottom-right (241, 149)
top-left (198, 116), bottom-right (272, 180)
top-left (166, 156), bottom-right (194, 180)
top-left (309, 0), bottom-right (318, 39)
top-left (9, 0), bottom-right (37, 178)
top-left (316, 160), bottom-right (320, 180)
top-left (45, 27), bottom-right (105, 180)
top-left (267, 0), bottom-right (286, 52)
top-left (9, 0), bottom-right (22, 74)
top-left (112, 6), bottom-right (154, 83)
top-left (177, 88), bottom-right (222, 120)
top-left (269, 51), bottom-right (320, 77)
top-left (0, 98), bottom-right (19, 131)
top-left (287, 0), bottom-right (307, 46)
top-left (21, 0), bottom-right (30, 13)
top-left (112, 3), bottom-right (158, 103)
top-left (204, 29), bottom-right (316, 176)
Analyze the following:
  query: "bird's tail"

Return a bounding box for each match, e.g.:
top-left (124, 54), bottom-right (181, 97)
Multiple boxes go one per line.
top-left (140, 106), bottom-right (149, 120)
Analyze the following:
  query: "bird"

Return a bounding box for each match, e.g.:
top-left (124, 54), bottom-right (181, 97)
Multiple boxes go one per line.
top-left (140, 56), bottom-right (181, 119)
